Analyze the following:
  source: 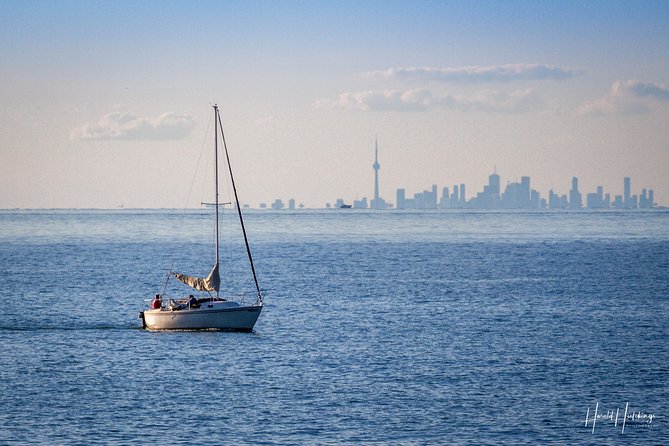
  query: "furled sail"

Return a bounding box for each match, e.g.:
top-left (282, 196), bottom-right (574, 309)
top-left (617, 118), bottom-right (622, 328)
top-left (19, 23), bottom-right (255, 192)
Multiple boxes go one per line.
top-left (172, 263), bottom-right (220, 292)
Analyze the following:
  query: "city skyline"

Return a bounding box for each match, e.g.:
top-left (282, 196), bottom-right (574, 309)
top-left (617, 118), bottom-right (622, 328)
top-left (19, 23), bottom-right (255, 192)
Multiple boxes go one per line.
top-left (264, 145), bottom-right (659, 209)
top-left (270, 171), bottom-right (658, 211)
top-left (1, 2), bottom-right (668, 209)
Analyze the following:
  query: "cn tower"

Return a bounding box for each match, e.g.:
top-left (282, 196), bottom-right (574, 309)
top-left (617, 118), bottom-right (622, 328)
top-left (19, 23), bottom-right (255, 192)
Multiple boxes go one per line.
top-left (372, 136), bottom-right (380, 209)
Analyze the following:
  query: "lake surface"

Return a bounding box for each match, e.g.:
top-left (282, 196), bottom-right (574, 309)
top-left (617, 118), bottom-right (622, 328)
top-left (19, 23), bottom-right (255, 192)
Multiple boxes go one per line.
top-left (1, 209), bottom-right (667, 445)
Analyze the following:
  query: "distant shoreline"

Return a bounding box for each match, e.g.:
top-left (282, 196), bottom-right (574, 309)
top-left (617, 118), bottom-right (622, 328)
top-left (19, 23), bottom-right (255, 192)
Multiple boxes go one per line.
top-left (0, 207), bottom-right (666, 212)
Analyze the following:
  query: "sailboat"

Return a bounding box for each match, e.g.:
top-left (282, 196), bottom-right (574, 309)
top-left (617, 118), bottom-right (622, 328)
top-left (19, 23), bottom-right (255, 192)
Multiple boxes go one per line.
top-left (139, 105), bottom-right (263, 331)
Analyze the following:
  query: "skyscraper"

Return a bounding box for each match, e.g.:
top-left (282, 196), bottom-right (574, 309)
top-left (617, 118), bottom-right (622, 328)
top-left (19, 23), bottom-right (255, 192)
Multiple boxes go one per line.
top-left (370, 136), bottom-right (386, 209)
top-left (570, 176), bottom-right (582, 209)
top-left (649, 189), bottom-right (654, 207)
top-left (396, 188), bottom-right (406, 209)
top-left (624, 176), bottom-right (631, 208)
top-left (451, 185), bottom-right (459, 207)
top-left (521, 176), bottom-right (531, 207)
top-left (488, 170), bottom-right (500, 197)
top-left (470, 168), bottom-right (500, 209)
top-left (439, 186), bottom-right (450, 208)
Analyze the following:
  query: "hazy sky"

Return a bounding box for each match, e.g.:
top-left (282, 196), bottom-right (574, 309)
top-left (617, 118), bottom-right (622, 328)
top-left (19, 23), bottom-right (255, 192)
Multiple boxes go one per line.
top-left (2, 0), bottom-right (668, 208)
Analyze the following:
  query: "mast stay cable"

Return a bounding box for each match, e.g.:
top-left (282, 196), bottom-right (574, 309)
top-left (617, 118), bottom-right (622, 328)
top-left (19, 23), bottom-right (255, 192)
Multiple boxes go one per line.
top-left (215, 107), bottom-right (263, 304)
top-left (160, 111), bottom-right (214, 296)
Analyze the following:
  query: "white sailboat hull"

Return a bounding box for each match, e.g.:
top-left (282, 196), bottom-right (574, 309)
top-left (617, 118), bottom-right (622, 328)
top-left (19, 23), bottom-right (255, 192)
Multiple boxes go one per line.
top-left (141, 301), bottom-right (262, 331)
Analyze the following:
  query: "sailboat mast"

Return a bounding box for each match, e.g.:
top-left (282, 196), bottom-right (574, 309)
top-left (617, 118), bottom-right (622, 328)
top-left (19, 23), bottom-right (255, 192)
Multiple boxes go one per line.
top-left (213, 105), bottom-right (220, 293)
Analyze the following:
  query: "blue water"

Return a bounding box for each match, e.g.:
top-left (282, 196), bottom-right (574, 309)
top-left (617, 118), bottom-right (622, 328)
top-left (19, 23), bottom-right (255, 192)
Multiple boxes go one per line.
top-left (0, 209), bottom-right (667, 445)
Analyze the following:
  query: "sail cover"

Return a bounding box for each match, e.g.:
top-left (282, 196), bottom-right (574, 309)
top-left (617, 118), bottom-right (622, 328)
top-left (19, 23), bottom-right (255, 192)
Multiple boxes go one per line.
top-left (173, 263), bottom-right (220, 292)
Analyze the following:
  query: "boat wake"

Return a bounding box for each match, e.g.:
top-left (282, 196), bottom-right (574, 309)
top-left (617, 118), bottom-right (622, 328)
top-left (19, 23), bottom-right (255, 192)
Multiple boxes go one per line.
top-left (0, 323), bottom-right (142, 332)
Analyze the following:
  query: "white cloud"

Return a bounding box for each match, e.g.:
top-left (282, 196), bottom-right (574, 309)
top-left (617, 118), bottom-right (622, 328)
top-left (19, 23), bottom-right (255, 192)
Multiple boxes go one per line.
top-left (315, 88), bottom-right (544, 114)
top-left (317, 89), bottom-right (434, 112)
top-left (365, 64), bottom-right (580, 83)
top-left (71, 111), bottom-right (195, 140)
top-left (578, 80), bottom-right (669, 116)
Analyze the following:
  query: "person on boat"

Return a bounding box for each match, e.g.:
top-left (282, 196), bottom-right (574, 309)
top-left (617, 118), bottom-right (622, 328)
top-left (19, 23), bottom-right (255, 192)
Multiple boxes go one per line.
top-left (151, 294), bottom-right (162, 309)
top-left (187, 295), bottom-right (199, 309)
